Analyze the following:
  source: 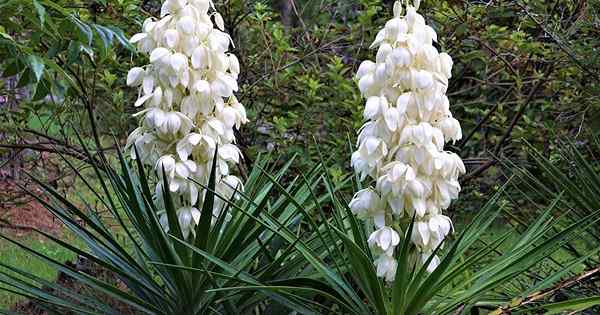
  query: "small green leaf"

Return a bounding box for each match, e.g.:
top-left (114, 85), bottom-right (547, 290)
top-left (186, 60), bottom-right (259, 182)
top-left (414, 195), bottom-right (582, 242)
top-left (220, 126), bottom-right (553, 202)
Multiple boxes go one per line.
top-left (0, 25), bottom-right (13, 40)
top-left (93, 24), bottom-right (114, 50)
top-left (70, 16), bottom-right (92, 45)
top-left (26, 55), bottom-right (45, 82)
top-left (32, 0), bottom-right (46, 27)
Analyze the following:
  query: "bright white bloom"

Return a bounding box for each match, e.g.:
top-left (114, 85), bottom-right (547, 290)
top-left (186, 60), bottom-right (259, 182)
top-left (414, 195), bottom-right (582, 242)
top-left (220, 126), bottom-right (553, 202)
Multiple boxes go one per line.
top-left (374, 250), bottom-right (398, 282)
top-left (126, 0), bottom-right (248, 238)
top-left (368, 226), bottom-right (400, 252)
top-left (159, 206), bottom-right (201, 239)
top-left (349, 0), bottom-right (465, 281)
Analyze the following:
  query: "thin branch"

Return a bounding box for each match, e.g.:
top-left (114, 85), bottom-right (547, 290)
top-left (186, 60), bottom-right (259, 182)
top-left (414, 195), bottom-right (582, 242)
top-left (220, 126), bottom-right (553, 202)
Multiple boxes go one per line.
top-left (461, 159), bottom-right (497, 184)
top-left (469, 36), bottom-right (517, 77)
top-left (459, 86), bottom-right (514, 150)
top-left (496, 264), bottom-right (600, 313)
top-left (493, 66), bottom-right (553, 156)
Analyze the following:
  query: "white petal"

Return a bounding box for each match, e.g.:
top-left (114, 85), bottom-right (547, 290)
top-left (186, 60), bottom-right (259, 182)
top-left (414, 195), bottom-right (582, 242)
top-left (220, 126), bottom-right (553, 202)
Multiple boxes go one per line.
top-left (214, 12), bottom-right (225, 31)
top-left (127, 67), bottom-right (144, 86)
top-left (194, 80), bottom-right (211, 95)
top-left (191, 47), bottom-right (208, 69)
top-left (181, 96), bottom-right (197, 117)
top-left (393, 1), bottom-right (402, 17)
top-left (373, 212), bottom-right (386, 228)
top-left (191, 207), bottom-right (201, 224)
top-left (176, 163), bottom-right (190, 178)
top-left (170, 53), bottom-right (188, 72)
top-left (379, 229), bottom-right (391, 251)
top-left (130, 33), bottom-right (147, 43)
top-left (218, 72), bottom-right (238, 92)
top-left (164, 29), bottom-right (179, 48)
top-left (220, 106), bottom-right (237, 128)
top-left (396, 93), bottom-right (411, 114)
top-left (370, 29), bottom-right (386, 49)
top-left (219, 144), bottom-right (240, 163)
top-left (143, 76), bottom-right (154, 95)
top-left (439, 53), bottom-right (453, 78)
top-left (180, 69), bottom-right (190, 87)
top-left (418, 222), bottom-right (430, 246)
top-left (357, 60), bottom-right (375, 79)
top-left (390, 229), bottom-right (400, 246)
top-left (414, 70), bottom-right (433, 89)
top-left (177, 16), bottom-right (195, 34)
top-left (189, 133), bottom-right (202, 145)
top-left (150, 47), bottom-right (170, 63)
top-left (134, 94), bottom-right (152, 107)
top-left (228, 54), bottom-right (240, 75)
top-left (384, 108), bottom-right (400, 131)
top-left (364, 96), bottom-right (380, 120)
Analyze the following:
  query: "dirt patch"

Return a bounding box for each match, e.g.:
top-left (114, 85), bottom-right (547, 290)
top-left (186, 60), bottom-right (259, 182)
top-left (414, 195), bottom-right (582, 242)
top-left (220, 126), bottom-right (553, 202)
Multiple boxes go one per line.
top-left (0, 178), bottom-right (64, 237)
top-left (1, 151), bottom-right (66, 237)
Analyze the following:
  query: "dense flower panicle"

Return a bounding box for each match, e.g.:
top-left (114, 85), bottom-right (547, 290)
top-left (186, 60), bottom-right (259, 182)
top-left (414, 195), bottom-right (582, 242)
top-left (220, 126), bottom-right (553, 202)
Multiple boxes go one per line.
top-left (126, 0), bottom-right (248, 236)
top-left (350, 0), bottom-right (465, 282)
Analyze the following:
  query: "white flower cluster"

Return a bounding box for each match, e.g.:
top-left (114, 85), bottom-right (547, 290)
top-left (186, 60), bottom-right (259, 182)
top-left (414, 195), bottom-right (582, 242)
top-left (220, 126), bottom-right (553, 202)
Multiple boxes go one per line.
top-left (126, 0), bottom-right (248, 238)
top-left (349, 0), bottom-right (465, 282)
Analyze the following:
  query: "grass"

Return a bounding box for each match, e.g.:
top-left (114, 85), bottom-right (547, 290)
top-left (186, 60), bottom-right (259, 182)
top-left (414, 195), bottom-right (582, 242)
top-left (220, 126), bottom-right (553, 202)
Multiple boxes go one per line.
top-left (0, 235), bottom-right (76, 309)
top-left (0, 168), bottom-right (123, 310)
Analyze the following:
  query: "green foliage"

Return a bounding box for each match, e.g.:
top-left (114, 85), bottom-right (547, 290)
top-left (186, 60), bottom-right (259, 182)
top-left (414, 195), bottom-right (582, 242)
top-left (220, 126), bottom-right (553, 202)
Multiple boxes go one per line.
top-left (0, 0), bottom-right (139, 146)
top-left (501, 137), bottom-right (600, 304)
top-left (1, 0), bottom-right (597, 176)
top-left (4, 141), bottom-right (600, 314)
top-left (0, 135), bottom-right (351, 313)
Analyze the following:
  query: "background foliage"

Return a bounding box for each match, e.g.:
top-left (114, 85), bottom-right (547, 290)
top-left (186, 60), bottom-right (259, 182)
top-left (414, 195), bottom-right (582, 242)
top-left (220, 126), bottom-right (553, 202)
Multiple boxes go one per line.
top-left (1, 0), bottom-right (598, 174)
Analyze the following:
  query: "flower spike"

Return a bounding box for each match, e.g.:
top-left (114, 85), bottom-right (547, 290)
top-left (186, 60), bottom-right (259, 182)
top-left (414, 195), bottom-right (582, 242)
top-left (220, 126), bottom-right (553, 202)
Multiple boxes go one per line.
top-left (126, 0), bottom-right (248, 237)
top-left (350, 0), bottom-right (464, 281)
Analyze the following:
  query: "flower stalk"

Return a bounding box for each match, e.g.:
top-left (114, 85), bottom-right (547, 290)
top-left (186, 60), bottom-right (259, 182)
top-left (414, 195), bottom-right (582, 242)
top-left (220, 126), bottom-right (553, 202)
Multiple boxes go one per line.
top-left (126, 0), bottom-right (248, 239)
top-left (350, 0), bottom-right (465, 282)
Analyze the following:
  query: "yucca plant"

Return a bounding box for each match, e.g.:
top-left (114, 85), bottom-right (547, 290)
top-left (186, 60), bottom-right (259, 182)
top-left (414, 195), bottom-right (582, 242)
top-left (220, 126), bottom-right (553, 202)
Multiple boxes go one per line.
top-left (0, 136), bottom-right (346, 314)
top-left (508, 139), bottom-right (600, 248)
top-left (208, 145), bottom-right (600, 315)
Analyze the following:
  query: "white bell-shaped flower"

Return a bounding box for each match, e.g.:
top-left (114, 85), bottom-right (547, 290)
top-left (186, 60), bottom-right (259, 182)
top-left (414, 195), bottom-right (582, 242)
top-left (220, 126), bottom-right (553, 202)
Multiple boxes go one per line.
top-left (374, 251), bottom-right (398, 282)
top-left (368, 226), bottom-right (401, 252)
